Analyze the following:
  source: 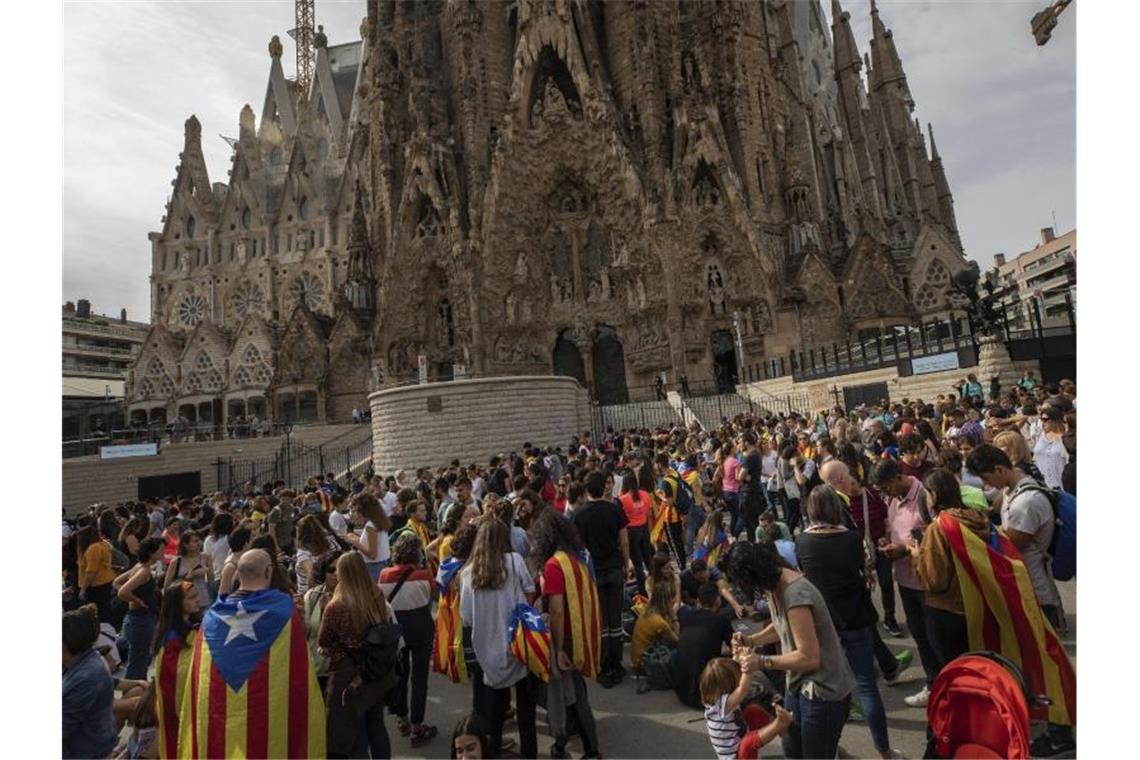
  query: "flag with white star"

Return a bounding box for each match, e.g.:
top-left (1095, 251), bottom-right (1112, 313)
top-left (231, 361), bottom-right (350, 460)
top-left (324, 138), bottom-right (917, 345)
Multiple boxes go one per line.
top-left (178, 588), bottom-right (325, 758)
top-left (509, 602), bottom-right (552, 682)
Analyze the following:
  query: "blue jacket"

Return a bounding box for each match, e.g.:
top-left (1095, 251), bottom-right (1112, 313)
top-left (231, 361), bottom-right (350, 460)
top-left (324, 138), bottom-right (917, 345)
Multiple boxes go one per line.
top-left (62, 649), bottom-right (118, 759)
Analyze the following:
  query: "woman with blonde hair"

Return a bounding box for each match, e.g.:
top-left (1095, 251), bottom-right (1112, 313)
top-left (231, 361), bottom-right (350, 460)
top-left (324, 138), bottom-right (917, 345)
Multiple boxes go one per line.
top-left (318, 551), bottom-right (395, 759)
top-left (630, 575), bottom-right (679, 671)
top-left (993, 430), bottom-right (1045, 486)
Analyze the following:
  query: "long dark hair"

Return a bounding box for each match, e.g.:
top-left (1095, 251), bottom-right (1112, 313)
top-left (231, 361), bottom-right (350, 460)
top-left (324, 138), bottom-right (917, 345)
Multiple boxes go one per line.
top-left (76, 524), bottom-right (100, 557)
top-left (620, 471), bottom-right (642, 504)
top-left (152, 581), bottom-right (199, 657)
top-left (923, 468), bottom-right (965, 514)
top-left (529, 508), bottom-right (584, 566)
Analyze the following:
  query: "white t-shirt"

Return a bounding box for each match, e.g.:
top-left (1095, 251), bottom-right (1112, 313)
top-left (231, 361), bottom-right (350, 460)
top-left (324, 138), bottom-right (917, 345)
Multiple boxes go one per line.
top-left (203, 534), bottom-right (230, 576)
top-left (470, 476), bottom-right (486, 500)
top-left (328, 510), bottom-right (349, 535)
top-left (381, 491), bottom-right (399, 517)
top-left (295, 547), bottom-right (315, 595)
top-left (359, 520), bottom-right (390, 563)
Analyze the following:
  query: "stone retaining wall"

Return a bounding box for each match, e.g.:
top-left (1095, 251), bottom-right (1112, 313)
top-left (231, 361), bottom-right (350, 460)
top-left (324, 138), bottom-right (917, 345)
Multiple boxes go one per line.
top-left (369, 376), bottom-right (591, 474)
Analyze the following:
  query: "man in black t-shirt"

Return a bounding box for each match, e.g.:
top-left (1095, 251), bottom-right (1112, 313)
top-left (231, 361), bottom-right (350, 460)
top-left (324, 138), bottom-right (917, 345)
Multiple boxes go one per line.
top-left (739, 431), bottom-right (765, 538)
top-left (674, 583), bottom-right (735, 709)
top-left (570, 471), bottom-right (630, 687)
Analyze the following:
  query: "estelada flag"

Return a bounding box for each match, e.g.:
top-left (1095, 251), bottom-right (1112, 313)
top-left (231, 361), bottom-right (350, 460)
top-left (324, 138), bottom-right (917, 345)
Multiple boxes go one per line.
top-left (178, 588), bottom-right (326, 758)
top-left (433, 557), bottom-right (467, 683)
top-left (552, 550), bottom-right (602, 679)
top-left (155, 628), bottom-right (195, 759)
top-left (509, 603), bottom-right (552, 682)
top-left (940, 513), bottom-right (1076, 726)
top-left (693, 530), bottom-right (730, 569)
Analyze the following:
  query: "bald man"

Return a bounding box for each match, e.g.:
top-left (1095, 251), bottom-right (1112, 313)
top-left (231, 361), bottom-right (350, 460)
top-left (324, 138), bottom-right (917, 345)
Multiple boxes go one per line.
top-left (234, 548), bottom-right (273, 596)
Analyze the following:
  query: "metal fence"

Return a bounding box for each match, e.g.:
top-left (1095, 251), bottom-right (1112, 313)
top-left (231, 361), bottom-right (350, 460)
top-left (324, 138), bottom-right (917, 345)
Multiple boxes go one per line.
top-left (214, 435), bottom-right (373, 494)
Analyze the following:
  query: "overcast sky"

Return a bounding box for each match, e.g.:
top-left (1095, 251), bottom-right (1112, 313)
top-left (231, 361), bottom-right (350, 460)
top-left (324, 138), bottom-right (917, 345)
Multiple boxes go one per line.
top-left (63, 0), bottom-right (1076, 323)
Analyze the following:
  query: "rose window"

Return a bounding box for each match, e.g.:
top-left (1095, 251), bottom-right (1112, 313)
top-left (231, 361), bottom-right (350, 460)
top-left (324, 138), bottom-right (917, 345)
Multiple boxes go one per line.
top-left (230, 282), bottom-right (265, 318)
top-left (176, 294), bottom-right (208, 327)
top-left (289, 272), bottom-right (325, 311)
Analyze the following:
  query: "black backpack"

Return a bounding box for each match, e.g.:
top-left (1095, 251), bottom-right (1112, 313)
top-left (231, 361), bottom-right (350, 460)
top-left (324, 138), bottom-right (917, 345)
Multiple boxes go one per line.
top-left (354, 568), bottom-right (412, 684)
top-left (355, 618), bottom-right (402, 683)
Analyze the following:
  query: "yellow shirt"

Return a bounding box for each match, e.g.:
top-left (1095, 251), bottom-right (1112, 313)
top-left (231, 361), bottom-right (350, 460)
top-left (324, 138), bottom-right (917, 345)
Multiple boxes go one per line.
top-left (80, 541), bottom-right (116, 586)
top-left (630, 612), bottom-right (677, 667)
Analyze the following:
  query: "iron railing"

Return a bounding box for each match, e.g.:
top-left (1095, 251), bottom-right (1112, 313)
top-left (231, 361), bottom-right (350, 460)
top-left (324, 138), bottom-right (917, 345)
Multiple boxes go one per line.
top-left (215, 433), bottom-right (373, 494)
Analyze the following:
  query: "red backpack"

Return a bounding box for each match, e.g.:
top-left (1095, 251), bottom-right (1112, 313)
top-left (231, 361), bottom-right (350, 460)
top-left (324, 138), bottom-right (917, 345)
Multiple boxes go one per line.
top-left (926, 652), bottom-right (1047, 759)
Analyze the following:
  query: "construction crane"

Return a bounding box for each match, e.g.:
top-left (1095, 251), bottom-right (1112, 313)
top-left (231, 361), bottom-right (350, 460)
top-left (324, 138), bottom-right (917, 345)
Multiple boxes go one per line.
top-left (288, 0), bottom-right (316, 93)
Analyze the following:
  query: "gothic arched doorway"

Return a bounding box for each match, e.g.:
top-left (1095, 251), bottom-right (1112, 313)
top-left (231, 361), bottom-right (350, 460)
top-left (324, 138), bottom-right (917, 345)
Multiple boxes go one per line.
top-left (552, 330), bottom-right (586, 385)
top-left (593, 326), bottom-right (629, 404)
top-left (711, 330), bottom-right (738, 394)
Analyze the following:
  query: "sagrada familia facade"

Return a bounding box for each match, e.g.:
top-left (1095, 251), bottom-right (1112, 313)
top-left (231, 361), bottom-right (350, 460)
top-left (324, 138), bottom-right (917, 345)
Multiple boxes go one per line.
top-left (128, 0), bottom-right (971, 427)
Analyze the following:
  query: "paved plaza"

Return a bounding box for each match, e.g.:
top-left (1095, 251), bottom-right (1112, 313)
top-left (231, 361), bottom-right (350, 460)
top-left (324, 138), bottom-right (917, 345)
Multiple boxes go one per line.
top-left (392, 581), bottom-right (1076, 759)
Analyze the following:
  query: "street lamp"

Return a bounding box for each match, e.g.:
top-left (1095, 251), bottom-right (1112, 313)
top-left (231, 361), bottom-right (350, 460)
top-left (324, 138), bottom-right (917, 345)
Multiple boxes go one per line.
top-left (1031, 0), bottom-right (1072, 46)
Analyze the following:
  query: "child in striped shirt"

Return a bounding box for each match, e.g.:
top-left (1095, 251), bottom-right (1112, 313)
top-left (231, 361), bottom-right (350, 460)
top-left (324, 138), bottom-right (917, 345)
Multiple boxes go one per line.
top-left (701, 657), bottom-right (792, 759)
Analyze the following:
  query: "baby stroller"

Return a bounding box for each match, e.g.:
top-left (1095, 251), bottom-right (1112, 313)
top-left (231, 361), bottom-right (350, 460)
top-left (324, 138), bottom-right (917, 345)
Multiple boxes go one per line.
top-left (925, 651), bottom-right (1052, 759)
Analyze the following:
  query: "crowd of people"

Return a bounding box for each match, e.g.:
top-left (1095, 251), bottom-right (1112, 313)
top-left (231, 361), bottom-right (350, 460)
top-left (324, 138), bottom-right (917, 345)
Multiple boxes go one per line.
top-left (62, 375), bottom-right (1077, 759)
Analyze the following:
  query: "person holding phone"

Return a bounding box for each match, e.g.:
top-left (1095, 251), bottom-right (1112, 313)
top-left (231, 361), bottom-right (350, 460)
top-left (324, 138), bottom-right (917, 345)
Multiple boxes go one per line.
top-left (873, 459), bottom-right (938, 709)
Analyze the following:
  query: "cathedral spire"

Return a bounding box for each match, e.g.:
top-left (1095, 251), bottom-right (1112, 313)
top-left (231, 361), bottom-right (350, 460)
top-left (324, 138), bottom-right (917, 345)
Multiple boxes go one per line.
top-left (927, 122), bottom-right (961, 246)
top-left (830, 0), bottom-right (862, 75)
top-left (869, 0), bottom-right (914, 110)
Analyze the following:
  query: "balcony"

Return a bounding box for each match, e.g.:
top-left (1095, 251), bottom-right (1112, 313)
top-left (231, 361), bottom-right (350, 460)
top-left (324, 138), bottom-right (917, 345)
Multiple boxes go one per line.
top-left (63, 363), bottom-right (128, 377)
top-left (62, 343), bottom-right (138, 358)
top-left (62, 318), bottom-right (147, 341)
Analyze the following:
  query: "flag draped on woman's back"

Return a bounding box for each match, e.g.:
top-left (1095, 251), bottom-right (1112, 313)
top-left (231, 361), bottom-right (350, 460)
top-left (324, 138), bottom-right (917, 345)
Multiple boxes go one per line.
top-left (939, 513), bottom-right (1076, 726)
top-left (177, 588), bottom-right (326, 757)
top-left (155, 628), bottom-right (195, 759)
top-left (552, 550), bottom-right (602, 679)
top-left (433, 557), bottom-right (468, 683)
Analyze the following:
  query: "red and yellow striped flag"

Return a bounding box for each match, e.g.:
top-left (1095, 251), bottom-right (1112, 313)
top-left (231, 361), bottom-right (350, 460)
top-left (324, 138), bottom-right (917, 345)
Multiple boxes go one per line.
top-left (649, 496), bottom-right (680, 548)
top-left (155, 628), bottom-right (195, 759)
top-left (940, 513), bottom-right (1076, 726)
top-left (177, 589), bottom-right (326, 758)
top-left (510, 603), bottom-right (552, 682)
top-left (553, 550), bottom-right (602, 680)
top-left (433, 557), bottom-right (468, 683)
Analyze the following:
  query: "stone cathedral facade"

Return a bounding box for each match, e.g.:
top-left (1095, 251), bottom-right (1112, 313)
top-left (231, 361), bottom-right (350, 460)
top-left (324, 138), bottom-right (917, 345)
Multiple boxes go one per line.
top-left (128, 0), bottom-right (971, 427)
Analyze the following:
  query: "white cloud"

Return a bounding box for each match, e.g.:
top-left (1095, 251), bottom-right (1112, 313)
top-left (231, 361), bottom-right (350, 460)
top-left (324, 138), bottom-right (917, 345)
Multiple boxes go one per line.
top-left (63, 0), bottom-right (1076, 320)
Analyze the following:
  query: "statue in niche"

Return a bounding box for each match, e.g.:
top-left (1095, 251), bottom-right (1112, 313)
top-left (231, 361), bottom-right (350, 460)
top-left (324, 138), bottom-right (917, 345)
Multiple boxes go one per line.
top-left (550, 273), bottom-right (561, 304)
top-left (178, 252), bottom-right (191, 276)
top-left (625, 282), bottom-right (636, 310)
top-left (296, 229), bottom-right (310, 251)
top-left (514, 251), bottom-right (528, 281)
top-left (693, 174), bottom-right (720, 206)
top-left (636, 276), bottom-right (647, 309)
top-left (615, 241), bottom-right (630, 266)
top-left (504, 293), bottom-right (517, 324)
top-left (520, 299), bottom-right (533, 322)
top-left (707, 264), bottom-right (727, 316)
top-left (236, 240), bottom-right (248, 265)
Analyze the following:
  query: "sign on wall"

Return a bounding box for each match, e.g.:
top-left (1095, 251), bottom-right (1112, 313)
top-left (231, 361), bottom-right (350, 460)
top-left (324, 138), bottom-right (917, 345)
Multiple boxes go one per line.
top-left (418, 354), bottom-right (428, 384)
top-left (100, 443), bottom-right (159, 460)
top-left (911, 351), bottom-right (961, 375)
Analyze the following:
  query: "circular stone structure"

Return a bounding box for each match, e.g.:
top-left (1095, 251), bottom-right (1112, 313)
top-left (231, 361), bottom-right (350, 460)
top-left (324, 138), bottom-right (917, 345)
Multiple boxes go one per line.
top-left (368, 375), bottom-right (591, 474)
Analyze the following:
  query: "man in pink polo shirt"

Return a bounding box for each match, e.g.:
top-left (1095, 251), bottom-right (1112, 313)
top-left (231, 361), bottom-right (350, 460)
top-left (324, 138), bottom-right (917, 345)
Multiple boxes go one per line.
top-left (873, 458), bottom-right (939, 709)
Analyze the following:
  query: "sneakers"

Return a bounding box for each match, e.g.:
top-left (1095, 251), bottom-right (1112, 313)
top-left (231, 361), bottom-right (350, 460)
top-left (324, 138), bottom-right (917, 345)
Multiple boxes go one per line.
top-left (883, 619), bottom-right (905, 638)
top-left (410, 724), bottom-right (438, 747)
top-left (847, 700), bottom-right (865, 722)
top-left (884, 649), bottom-right (914, 684)
top-left (1030, 732), bottom-right (1076, 757)
top-left (904, 685), bottom-right (930, 708)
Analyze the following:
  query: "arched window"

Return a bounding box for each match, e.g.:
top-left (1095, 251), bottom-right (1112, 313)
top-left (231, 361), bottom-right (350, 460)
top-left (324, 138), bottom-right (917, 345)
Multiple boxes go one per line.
top-left (299, 196), bottom-right (312, 220)
top-left (242, 206), bottom-right (252, 230)
top-left (186, 216), bottom-right (197, 238)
